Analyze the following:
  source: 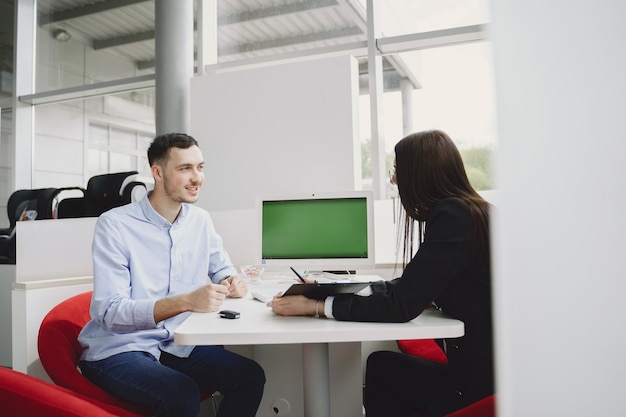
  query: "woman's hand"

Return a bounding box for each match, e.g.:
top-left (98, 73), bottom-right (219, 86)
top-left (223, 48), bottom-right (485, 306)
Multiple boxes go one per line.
top-left (269, 294), bottom-right (318, 316)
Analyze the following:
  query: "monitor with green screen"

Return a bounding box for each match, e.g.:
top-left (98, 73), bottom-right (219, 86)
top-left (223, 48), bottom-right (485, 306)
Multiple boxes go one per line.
top-left (258, 191), bottom-right (375, 271)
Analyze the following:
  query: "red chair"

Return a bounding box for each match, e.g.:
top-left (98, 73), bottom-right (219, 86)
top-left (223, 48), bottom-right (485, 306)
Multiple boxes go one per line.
top-left (396, 338), bottom-right (448, 365)
top-left (397, 339), bottom-right (496, 417)
top-left (0, 366), bottom-right (120, 417)
top-left (38, 291), bottom-right (215, 417)
top-left (445, 395), bottom-right (495, 417)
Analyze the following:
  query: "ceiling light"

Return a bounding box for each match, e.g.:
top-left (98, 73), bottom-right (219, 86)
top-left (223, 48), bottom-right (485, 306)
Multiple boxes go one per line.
top-left (52, 28), bottom-right (71, 42)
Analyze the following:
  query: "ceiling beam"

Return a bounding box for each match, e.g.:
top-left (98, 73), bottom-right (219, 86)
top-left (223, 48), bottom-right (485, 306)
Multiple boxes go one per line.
top-left (39, 0), bottom-right (150, 25)
top-left (137, 26), bottom-right (364, 70)
top-left (376, 24), bottom-right (488, 54)
top-left (220, 0), bottom-right (339, 25)
top-left (41, 0), bottom-right (340, 27)
top-left (93, 30), bottom-right (155, 50)
top-left (18, 74), bottom-right (155, 105)
top-left (221, 26), bottom-right (363, 56)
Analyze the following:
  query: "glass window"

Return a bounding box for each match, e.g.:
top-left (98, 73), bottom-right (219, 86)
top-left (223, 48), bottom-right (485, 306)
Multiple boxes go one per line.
top-left (359, 41), bottom-right (496, 192)
top-left (0, 0), bottom-right (14, 100)
top-left (32, 89), bottom-right (155, 188)
top-left (35, 1), bottom-right (155, 93)
top-left (0, 108), bottom-right (13, 227)
top-left (21, 0), bottom-right (496, 199)
top-left (110, 128), bottom-right (137, 150)
top-left (109, 152), bottom-right (135, 173)
top-left (87, 149), bottom-right (108, 178)
top-left (87, 123), bottom-right (153, 179)
top-left (90, 124), bottom-right (109, 147)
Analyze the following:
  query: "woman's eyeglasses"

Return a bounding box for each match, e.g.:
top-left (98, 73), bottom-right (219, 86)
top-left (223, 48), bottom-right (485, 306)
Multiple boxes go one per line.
top-left (388, 167), bottom-right (397, 184)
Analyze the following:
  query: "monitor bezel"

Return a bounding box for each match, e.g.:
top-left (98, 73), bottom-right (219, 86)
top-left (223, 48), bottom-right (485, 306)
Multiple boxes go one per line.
top-left (256, 191), bottom-right (375, 272)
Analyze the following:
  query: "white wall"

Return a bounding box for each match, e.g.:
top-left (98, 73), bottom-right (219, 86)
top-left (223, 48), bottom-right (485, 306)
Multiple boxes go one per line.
top-left (490, 1), bottom-right (626, 415)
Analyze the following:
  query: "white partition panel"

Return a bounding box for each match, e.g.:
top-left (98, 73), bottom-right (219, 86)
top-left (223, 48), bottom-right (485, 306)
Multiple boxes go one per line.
top-left (190, 55), bottom-right (361, 212)
top-left (12, 217), bottom-right (96, 374)
top-left (208, 208), bottom-right (256, 267)
top-left (0, 264), bottom-right (15, 367)
top-left (490, 1), bottom-right (626, 416)
top-left (16, 217), bottom-right (96, 282)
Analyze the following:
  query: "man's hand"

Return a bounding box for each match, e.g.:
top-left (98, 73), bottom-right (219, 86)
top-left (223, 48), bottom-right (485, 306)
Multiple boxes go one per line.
top-left (153, 283), bottom-right (229, 323)
top-left (220, 275), bottom-right (248, 298)
top-left (188, 283), bottom-right (230, 312)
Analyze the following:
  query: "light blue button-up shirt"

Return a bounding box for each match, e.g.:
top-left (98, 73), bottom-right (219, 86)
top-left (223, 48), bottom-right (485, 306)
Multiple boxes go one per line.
top-left (78, 194), bottom-right (237, 361)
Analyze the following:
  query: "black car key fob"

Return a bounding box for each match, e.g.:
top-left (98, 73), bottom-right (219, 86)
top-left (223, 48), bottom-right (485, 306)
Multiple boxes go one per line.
top-left (219, 310), bottom-right (240, 319)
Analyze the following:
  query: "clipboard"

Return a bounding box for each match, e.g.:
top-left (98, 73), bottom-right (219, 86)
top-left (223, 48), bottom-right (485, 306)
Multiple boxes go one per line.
top-left (282, 282), bottom-right (370, 300)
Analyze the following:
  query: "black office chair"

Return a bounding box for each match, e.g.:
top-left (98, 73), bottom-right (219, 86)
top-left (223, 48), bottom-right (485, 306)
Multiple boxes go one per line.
top-left (57, 171), bottom-right (147, 219)
top-left (0, 188), bottom-right (58, 264)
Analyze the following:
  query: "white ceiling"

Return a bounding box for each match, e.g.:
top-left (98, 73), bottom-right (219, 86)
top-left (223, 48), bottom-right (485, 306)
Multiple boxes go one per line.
top-left (36, 0), bottom-right (417, 91)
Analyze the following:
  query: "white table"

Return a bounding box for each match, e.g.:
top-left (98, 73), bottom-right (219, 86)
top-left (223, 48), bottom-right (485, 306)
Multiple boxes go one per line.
top-left (174, 292), bottom-right (464, 417)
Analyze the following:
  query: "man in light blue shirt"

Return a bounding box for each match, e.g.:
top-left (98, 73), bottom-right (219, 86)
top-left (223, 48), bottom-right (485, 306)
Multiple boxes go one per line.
top-left (78, 133), bottom-right (265, 417)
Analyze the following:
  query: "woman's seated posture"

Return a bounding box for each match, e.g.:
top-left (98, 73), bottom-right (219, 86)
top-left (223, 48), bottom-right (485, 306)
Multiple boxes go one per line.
top-left (270, 130), bottom-right (494, 417)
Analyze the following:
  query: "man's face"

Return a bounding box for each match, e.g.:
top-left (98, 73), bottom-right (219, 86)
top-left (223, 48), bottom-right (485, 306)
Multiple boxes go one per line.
top-left (159, 145), bottom-right (205, 204)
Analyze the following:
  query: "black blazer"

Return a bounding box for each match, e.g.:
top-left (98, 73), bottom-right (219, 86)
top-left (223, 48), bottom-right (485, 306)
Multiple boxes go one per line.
top-left (332, 197), bottom-right (494, 403)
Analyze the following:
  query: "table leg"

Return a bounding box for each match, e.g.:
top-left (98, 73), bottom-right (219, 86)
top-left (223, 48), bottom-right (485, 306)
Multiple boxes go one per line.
top-left (302, 342), bottom-right (330, 417)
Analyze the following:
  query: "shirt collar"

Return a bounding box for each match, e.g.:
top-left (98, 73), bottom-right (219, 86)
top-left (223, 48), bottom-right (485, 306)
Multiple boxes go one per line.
top-left (140, 191), bottom-right (189, 228)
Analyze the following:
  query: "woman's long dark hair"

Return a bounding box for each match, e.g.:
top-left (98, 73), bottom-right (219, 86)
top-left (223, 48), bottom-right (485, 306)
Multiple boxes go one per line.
top-left (394, 130), bottom-right (490, 264)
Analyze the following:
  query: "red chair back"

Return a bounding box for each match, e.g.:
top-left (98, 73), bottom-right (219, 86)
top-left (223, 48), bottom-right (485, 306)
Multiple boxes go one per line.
top-left (0, 366), bottom-right (120, 417)
top-left (37, 291), bottom-right (151, 416)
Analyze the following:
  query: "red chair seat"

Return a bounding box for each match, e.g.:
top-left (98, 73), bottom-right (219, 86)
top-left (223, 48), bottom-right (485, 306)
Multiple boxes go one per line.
top-left (398, 338), bottom-right (495, 417)
top-left (409, 395), bottom-right (496, 417)
top-left (396, 338), bottom-right (448, 364)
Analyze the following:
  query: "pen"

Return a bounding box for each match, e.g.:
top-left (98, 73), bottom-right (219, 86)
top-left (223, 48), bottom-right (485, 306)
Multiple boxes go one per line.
top-left (290, 266), bottom-right (306, 283)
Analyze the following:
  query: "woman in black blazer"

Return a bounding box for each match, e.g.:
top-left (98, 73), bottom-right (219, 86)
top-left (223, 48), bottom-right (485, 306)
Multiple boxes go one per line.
top-left (270, 130), bottom-right (494, 417)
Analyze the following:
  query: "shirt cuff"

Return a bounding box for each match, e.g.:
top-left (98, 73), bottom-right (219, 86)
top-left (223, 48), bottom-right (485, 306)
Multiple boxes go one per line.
top-left (140, 299), bottom-right (159, 328)
top-left (324, 296), bottom-right (335, 319)
top-left (211, 267), bottom-right (238, 284)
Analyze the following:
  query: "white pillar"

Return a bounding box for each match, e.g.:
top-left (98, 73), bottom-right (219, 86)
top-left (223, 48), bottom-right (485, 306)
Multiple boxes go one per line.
top-left (367, 0), bottom-right (386, 200)
top-left (400, 78), bottom-right (413, 136)
top-left (12, 0), bottom-right (37, 189)
top-left (197, 0), bottom-right (218, 76)
top-left (155, 0), bottom-right (194, 134)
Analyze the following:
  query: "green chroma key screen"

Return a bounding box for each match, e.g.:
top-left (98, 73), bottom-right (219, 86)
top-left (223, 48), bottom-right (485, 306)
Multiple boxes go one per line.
top-left (261, 197), bottom-right (368, 259)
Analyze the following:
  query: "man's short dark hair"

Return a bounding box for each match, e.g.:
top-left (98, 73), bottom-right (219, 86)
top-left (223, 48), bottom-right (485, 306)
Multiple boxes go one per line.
top-left (147, 133), bottom-right (199, 167)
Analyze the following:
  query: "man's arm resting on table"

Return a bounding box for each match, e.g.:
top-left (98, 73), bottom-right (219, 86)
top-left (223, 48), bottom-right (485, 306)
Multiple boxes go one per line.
top-left (154, 284), bottom-right (229, 323)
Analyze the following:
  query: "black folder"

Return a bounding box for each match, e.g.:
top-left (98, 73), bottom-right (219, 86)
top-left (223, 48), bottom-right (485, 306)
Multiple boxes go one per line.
top-left (282, 282), bottom-right (370, 300)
